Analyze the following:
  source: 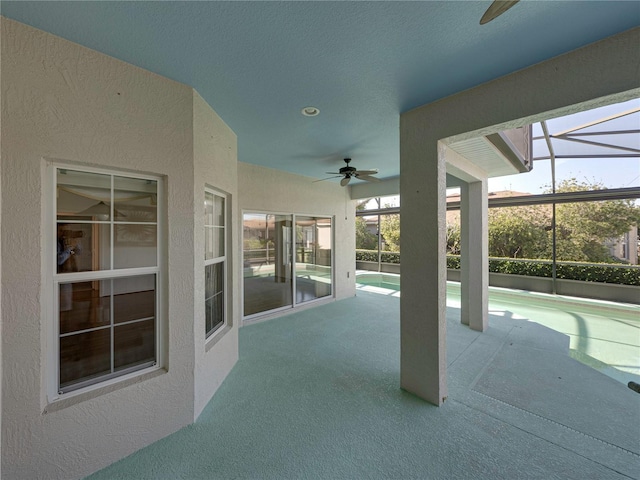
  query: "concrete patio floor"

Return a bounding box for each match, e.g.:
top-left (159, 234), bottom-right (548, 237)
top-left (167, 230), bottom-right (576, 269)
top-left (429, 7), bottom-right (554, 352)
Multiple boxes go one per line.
top-left (88, 286), bottom-right (640, 479)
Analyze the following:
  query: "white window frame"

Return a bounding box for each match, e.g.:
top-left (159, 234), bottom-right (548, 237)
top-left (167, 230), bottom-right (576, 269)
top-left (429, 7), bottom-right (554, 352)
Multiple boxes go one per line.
top-left (205, 187), bottom-right (227, 339)
top-left (47, 163), bottom-right (164, 402)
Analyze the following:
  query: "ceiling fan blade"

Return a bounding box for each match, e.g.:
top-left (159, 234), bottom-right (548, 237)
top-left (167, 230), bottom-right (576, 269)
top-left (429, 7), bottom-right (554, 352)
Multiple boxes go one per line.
top-left (356, 174), bottom-right (380, 183)
top-left (313, 175), bottom-right (342, 183)
top-left (480, 0), bottom-right (519, 25)
top-left (353, 169), bottom-right (378, 175)
top-left (325, 171), bottom-right (342, 175)
top-left (340, 177), bottom-right (351, 187)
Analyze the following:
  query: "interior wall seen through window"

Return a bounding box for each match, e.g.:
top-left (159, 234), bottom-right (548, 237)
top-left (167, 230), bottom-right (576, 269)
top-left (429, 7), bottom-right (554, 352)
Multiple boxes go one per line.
top-left (55, 167), bottom-right (160, 395)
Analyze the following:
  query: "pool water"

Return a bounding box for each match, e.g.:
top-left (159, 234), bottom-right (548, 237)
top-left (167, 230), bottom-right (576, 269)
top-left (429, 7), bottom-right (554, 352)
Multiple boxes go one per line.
top-left (355, 272), bottom-right (640, 386)
top-left (356, 274), bottom-right (400, 291)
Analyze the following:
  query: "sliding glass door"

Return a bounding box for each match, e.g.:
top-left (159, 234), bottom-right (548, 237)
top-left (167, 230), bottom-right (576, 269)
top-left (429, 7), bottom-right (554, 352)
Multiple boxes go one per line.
top-left (243, 213), bottom-right (293, 316)
top-left (243, 213), bottom-right (332, 317)
top-left (295, 216), bottom-right (332, 304)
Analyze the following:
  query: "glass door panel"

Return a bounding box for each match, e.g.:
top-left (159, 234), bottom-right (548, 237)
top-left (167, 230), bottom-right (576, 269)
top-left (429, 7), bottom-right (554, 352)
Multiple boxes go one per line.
top-left (243, 213), bottom-right (293, 316)
top-left (295, 216), bottom-right (332, 304)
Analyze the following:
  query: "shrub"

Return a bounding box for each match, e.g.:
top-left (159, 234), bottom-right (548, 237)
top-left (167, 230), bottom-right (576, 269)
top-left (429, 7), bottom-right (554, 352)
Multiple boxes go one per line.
top-left (358, 251), bottom-right (640, 286)
top-left (446, 255), bottom-right (460, 270)
top-left (448, 255), bottom-right (639, 286)
top-left (555, 263), bottom-right (639, 285)
top-left (488, 258), bottom-right (552, 278)
top-left (356, 249), bottom-right (378, 262)
top-left (356, 249), bottom-right (400, 264)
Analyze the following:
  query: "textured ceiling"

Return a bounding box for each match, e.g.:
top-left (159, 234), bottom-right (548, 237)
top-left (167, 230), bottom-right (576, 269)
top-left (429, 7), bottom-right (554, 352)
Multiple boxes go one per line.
top-left (2, 1), bottom-right (639, 184)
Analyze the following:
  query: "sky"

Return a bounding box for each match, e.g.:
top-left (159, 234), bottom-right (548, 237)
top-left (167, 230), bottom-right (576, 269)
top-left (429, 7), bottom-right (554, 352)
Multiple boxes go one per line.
top-left (360, 97), bottom-right (639, 210)
top-left (488, 98), bottom-right (640, 194)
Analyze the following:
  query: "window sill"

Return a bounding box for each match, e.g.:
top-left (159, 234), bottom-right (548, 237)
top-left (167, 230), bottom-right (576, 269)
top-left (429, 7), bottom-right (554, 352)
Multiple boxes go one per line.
top-left (43, 367), bottom-right (165, 414)
top-left (205, 323), bottom-right (232, 352)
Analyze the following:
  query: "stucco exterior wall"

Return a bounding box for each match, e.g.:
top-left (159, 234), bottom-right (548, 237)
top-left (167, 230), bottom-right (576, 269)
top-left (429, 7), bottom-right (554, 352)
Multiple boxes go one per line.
top-left (0, 18), bottom-right (3, 480)
top-left (238, 162), bottom-right (356, 318)
top-left (0, 18), bottom-right (237, 479)
top-left (192, 92), bottom-right (239, 419)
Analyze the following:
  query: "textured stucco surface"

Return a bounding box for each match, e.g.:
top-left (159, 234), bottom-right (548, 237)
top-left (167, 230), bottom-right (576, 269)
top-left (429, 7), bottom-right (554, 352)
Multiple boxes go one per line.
top-left (460, 179), bottom-right (488, 332)
top-left (192, 91), bottom-right (239, 419)
top-left (0, 18), bottom-right (237, 479)
top-left (0, 18), bottom-right (3, 480)
top-left (400, 27), bottom-right (640, 404)
top-left (238, 162), bottom-right (356, 311)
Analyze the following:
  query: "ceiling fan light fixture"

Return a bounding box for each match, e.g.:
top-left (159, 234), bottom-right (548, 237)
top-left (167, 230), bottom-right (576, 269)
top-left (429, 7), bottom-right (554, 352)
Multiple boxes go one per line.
top-left (301, 106), bottom-right (320, 117)
top-left (316, 158), bottom-right (379, 187)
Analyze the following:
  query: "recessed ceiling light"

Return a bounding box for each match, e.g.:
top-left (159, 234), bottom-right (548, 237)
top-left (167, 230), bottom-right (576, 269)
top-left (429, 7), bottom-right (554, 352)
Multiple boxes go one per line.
top-left (301, 106), bottom-right (320, 117)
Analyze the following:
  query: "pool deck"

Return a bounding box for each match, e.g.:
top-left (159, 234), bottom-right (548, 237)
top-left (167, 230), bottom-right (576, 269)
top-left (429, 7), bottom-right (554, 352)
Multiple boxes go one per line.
top-left (90, 285), bottom-right (640, 479)
top-left (356, 272), bottom-right (640, 385)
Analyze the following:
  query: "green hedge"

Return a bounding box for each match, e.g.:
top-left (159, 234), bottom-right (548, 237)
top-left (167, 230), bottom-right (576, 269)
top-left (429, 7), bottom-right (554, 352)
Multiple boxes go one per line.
top-left (356, 250), bottom-right (640, 286)
top-left (355, 249), bottom-right (400, 264)
top-left (475, 256), bottom-right (638, 286)
top-left (487, 258), bottom-right (552, 278)
top-left (555, 263), bottom-right (639, 286)
top-left (447, 255), bottom-right (460, 270)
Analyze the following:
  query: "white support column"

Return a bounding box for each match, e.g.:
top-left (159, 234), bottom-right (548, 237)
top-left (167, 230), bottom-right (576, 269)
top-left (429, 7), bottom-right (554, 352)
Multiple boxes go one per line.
top-left (399, 28), bottom-right (639, 407)
top-left (460, 179), bottom-right (488, 332)
top-left (460, 182), bottom-right (470, 326)
top-left (399, 132), bottom-right (448, 406)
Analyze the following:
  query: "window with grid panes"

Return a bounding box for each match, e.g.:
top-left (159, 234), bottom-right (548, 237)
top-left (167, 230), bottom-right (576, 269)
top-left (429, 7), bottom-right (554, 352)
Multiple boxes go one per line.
top-left (205, 188), bottom-right (226, 337)
top-left (54, 167), bottom-right (161, 395)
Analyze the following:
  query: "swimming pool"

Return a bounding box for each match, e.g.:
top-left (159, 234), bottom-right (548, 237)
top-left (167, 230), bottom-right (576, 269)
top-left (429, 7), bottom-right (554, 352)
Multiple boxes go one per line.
top-left (356, 272), bottom-right (640, 386)
top-left (356, 272), bottom-right (400, 290)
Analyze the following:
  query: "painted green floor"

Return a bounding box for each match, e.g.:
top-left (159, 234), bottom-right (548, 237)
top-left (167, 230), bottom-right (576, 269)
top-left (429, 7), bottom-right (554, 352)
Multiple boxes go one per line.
top-left (88, 286), bottom-right (640, 479)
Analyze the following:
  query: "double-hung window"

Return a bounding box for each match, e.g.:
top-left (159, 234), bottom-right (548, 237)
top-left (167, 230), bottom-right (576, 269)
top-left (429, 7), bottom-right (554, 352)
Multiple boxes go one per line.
top-left (205, 188), bottom-right (226, 337)
top-left (53, 167), bottom-right (161, 395)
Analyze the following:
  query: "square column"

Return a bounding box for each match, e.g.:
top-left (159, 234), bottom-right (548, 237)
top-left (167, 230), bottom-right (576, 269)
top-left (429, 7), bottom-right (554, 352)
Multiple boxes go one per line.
top-left (460, 179), bottom-right (488, 331)
top-left (399, 27), bottom-right (639, 407)
top-left (399, 135), bottom-right (448, 406)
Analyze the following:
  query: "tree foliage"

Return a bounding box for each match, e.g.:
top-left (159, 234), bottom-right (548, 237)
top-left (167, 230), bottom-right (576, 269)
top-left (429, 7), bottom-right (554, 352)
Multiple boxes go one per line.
top-left (355, 199), bottom-right (379, 250)
top-left (355, 217), bottom-right (378, 250)
top-left (488, 205), bottom-right (550, 259)
top-left (380, 214), bottom-right (400, 252)
top-left (360, 178), bottom-right (638, 264)
top-left (487, 178), bottom-right (639, 262)
top-left (551, 179), bottom-right (639, 262)
top-left (446, 223), bottom-right (461, 255)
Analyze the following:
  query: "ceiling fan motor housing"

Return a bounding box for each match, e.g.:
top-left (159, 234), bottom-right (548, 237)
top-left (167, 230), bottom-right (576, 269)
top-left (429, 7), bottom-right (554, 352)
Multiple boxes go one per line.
top-left (339, 158), bottom-right (356, 175)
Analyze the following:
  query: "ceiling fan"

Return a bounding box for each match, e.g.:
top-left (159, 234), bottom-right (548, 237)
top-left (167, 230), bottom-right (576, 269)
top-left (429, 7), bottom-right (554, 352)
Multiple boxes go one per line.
top-left (480, 0), bottom-right (519, 25)
top-left (315, 158), bottom-right (380, 187)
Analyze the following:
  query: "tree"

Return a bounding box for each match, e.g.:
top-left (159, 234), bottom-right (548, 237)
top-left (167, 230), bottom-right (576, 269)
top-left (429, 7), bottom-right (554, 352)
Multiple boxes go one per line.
top-left (355, 216), bottom-right (378, 250)
top-left (488, 205), bottom-right (550, 259)
top-left (486, 178), bottom-right (639, 262)
top-left (380, 214), bottom-right (400, 252)
top-left (550, 178), bottom-right (639, 262)
top-left (446, 223), bottom-right (461, 255)
top-left (355, 199), bottom-right (378, 250)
